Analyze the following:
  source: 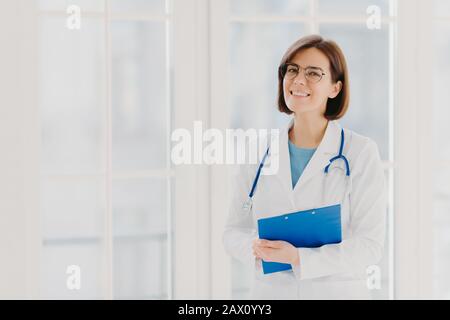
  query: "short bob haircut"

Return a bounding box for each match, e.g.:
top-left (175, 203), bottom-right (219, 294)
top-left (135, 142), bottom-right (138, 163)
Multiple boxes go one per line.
top-left (277, 34), bottom-right (349, 120)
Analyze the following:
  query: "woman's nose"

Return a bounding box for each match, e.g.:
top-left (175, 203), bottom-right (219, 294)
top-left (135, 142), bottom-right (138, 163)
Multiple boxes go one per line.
top-left (293, 77), bottom-right (306, 85)
top-left (293, 70), bottom-right (307, 85)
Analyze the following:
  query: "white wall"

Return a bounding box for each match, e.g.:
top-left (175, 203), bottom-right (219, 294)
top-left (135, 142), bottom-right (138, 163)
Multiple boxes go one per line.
top-left (0, 0), bottom-right (40, 299)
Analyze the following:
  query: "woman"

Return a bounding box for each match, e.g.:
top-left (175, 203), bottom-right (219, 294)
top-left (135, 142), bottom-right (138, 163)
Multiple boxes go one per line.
top-left (223, 35), bottom-right (387, 300)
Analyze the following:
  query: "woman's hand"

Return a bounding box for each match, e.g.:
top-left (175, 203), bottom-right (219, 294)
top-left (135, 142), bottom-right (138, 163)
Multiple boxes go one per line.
top-left (252, 239), bottom-right (300, 266)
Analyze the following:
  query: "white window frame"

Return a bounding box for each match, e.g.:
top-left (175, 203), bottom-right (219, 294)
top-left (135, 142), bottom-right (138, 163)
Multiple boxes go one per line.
top-left (172, 0), bottom-right (211, 299)
top-left (34, 0), bottom-right (211, 300)
top-left (0, 0), bottom-right (40, 299)
top-left (394, 0), bottom-right (433, 299)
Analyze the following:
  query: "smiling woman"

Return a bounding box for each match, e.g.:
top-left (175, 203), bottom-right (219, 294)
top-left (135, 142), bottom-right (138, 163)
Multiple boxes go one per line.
top-left (277, 35), bottom-right (349, 126)
top-left (223, 34), bottom-right (387, 300)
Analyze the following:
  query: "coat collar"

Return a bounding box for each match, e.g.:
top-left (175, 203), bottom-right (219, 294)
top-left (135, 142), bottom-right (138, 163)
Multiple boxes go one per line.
top-left (271, 118), bottom-right (343, 194)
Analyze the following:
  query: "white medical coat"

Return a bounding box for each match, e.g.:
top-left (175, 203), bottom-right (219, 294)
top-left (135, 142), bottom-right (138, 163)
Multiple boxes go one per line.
top-left (223, 119), bottom-right (387, 300)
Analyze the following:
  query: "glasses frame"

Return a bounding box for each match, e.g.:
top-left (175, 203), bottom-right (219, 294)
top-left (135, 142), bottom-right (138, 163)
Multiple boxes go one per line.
top-left (279, 62), bottom-right (326, 83)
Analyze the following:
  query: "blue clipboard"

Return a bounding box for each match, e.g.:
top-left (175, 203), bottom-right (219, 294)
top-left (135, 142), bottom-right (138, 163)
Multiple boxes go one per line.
top-left (257, 204), bottom-right (342, 274)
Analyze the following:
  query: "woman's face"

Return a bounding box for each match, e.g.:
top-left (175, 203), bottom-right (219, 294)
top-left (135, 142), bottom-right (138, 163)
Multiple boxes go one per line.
top-left (283, 48), bottom-right (342, 117)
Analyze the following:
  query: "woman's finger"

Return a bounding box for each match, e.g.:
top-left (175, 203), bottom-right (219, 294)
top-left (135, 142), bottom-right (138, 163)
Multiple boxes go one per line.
top-left (258, 240), bottom-right (283, 249)
top-left (254, 247), bottom-right (263, 259)
top-left (257, 247), bottom-right (271, 261)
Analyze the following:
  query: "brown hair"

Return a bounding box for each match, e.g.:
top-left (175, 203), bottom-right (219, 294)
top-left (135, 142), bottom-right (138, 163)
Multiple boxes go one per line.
top-left (277, 34), bottom-right (349, 120)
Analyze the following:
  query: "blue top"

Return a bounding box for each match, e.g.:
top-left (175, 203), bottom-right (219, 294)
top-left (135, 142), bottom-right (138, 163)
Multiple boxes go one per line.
top-left (288, 140), bottom-right (317, 189)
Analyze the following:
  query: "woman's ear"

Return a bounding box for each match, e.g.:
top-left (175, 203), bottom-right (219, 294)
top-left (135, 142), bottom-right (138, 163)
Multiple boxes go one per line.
top-left (328, 80), bottom-right (342, 99)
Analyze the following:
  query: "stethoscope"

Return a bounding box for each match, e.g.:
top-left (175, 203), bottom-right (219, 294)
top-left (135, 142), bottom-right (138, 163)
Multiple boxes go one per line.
top-left (242, 128), bottom-right (350, 212)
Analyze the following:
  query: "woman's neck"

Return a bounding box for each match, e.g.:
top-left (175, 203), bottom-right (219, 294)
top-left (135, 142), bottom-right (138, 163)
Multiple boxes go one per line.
top-left (289, 114), bottom-right (328, 149)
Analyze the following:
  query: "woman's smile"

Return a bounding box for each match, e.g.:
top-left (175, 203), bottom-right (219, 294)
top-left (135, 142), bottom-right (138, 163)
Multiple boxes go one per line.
top-left (289, 89), bottom-right (311, 98)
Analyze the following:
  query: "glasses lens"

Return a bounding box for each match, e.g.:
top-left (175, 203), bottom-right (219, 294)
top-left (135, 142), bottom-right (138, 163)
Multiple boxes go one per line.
top-left (284, 64), bottom-right (298, 80)
top-left (305, 68), bottom-right (322, 83)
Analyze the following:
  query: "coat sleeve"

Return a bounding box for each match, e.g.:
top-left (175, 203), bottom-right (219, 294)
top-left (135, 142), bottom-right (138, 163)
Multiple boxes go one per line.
top-left (222, 163), bottom-right (259, 267)
top-left (293, 139), bottom-right (387, 280)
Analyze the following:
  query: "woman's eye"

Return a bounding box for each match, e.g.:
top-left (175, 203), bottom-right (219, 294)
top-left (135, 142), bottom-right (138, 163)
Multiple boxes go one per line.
top-left (307, 70), bottom-right (320, 77)
top-left (287, 67), bottom-right (297, 73)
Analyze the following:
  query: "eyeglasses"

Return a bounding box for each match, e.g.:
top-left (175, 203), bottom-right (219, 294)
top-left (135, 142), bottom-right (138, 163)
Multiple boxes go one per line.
top-left (279, 63), bottom-right (326, 83)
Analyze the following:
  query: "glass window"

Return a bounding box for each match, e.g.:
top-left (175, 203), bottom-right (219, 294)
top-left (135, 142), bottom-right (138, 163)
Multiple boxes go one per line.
top-left (318, 0), bottom-right (391, 16)
top-left (112, 178), bottom-right (168, 299)
top-left (230, 0), bottom-right (309, 16)
top-left (39, 17), bottom-right (106, 175)
top-left (39, 15), bottom-right (106, 299)
top-left (40, 243), bottom-right (103, 299)
top-left (38, 0), bottom-right (105, 12)
top-left (111, 21), bottom-right (168, 171)
top-left (110, 0), bottom-right (166, 14)
top-left (111, 20), bottom-right (170, 299)
top-left (39, 6), bottom-right (172, 299)
top-left (320, 24), bottom-right (390, 160)
top-left (112, 179), bottom-right (167, 236)
top-left (230, 22), bottom-right (306, 131)
top-left (113, 237), bottom-right (168, 299)
top-left (41, 179), bottom-right (105, 239)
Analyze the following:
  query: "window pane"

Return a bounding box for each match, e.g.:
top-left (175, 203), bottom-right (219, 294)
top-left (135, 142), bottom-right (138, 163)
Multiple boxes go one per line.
top-left (230, 0), bottom-right (308, 16)
top-left (41, 179), bottom-right (105, 239)
top-left (38, 0), bottom-right (104, 11)
top-left (111, 21), bottom-right (168, 171)
top-left (318, 0), bottom-right (391, 16)
top-left (320, 24), bottom-right (390, 160)
top-left (436, 168), bottom-right (450, 196)
top-left (112, 178), bottom-right (168, 299)
top-left (434, 0), bottom-right (450, 17)
top-left (41, 244), bottom-right (103, 299)
top-left (113, 238), bottom-right (168, 299)
top-left (230, 23), bottom-right (306, 131)
top-left (39, 17), bottom-right (105, 175)
top-left (433, 23), bottom-right (450, 160)
top-left (110, 0), bottom-right (166, 14)
top-left (39, 16), bottom-right (106, 300)
top-left (112, 179), bottom-right (167, 236)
